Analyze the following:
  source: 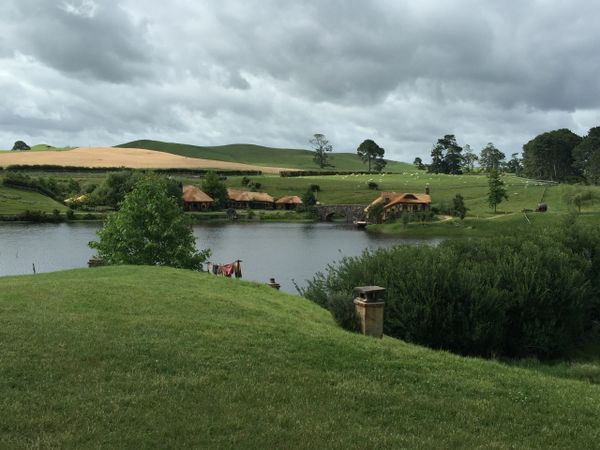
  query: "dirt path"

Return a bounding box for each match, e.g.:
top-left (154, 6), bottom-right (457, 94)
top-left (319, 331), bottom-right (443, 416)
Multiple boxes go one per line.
top-left (486, 212), bottom-right (517, 220)
top-left (0, 147), bottom-right (294, 174)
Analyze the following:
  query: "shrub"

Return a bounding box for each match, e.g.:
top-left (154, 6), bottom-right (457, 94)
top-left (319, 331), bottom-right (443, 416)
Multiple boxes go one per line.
top-left (309, 184), bottom-right (321, 192)
top-left (367, 181), bottom-right (379, 190)
top-left (241, 176), bottom-right (250, 186)
top-left (304, 221), bottom-right (600, 359)
top-left (327, 292), bottom-right (360, 332)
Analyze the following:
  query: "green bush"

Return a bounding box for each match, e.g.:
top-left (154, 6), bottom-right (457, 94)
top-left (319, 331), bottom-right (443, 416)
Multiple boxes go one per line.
top-left (327, 292), bottom-right (359, 332)
top-left (305, 221), bottom-right (600, 359)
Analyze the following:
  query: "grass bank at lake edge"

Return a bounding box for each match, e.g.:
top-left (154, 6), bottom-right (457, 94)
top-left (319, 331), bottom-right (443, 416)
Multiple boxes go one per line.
top-left (1, 266), bottom-right (599, 448)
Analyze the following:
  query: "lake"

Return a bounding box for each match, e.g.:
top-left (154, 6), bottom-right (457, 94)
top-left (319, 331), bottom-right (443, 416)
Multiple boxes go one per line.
top-left (0, 222), bottom-right (439, 294)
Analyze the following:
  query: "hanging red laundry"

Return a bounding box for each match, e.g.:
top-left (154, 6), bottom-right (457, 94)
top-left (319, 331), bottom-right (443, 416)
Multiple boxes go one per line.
top-left (221, 263), bottom-right (235, 277)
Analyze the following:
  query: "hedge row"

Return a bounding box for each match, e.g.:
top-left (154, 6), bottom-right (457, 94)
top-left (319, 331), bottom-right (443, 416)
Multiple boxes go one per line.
top-left (3, 165), bottom-right (262, 176)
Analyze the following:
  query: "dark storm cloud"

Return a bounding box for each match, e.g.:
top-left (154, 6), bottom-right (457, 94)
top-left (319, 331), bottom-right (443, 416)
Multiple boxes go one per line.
top-left (0, 0), bottom-right (599, 160)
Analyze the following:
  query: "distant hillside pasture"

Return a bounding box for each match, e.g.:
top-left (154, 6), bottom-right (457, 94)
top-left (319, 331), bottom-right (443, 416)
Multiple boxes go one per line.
top-left (184, 172), bottom-right (554, 215)
top-left (117, 139), bottom-right (413, 172)
top-left (0, 147), bottom-right (290, 174)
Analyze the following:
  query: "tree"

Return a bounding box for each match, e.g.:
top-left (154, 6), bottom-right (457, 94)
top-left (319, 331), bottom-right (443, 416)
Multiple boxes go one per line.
top-left (506, 153), bottom-right (523, 175)
top-left (356, 139), bottom-right (386, 172)
top-left (12, 140), bottom-right (30, 151)
top-left (428, 143), bottom-right (446, 174)
top-left (310, 134), bottom-right (333, 168)
top-left (89, 174), bottom-right (210, 270)
top-left (573, 127), bottom-right (600, 184)
top-left (302, 188), bottom-right (317, 207)
top-left (202, 171), bottom-right (228, 209)
top-left (442, 135), bottom-right (463, 174)
top-left (427, 134), bottom-right (462, 174)
top-left (522, 129), bottom-right (582, 181)
top-left (461, 144), bottom-right (479, 173)
top-left (487, 169), bottom-right (508, 213)
top-left (452, 194), bottom-right (468, 219)
top-left (572, 190), bottom-right (594, 213)
top-left (413, 157), bottom-right (425, 170)
top-left (92, 171), bottom-right (142, 208)
top-left (479, 143), bottom-right (505, 172)
top-left (367, 202), bottom-right (385, 224)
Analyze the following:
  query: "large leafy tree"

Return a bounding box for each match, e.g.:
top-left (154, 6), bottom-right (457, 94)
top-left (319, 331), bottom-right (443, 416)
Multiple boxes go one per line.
top-left (428, 144), bottom-right (445, 174)
top-left (461, 144), bottom-right (479, 173)
top-left (201, 171), bottom-right (228, 209)
top-left (479, 143), bottom-right (505, 172)
top-left (92, 171), bottom-right (141, 208)
top-left (356, 139), bottom-right (386, 172)
top-left (89, 174), bottom-right (210, 270)
top-left (506, 153), bottom-right (523, 175)
top-left (309, 133), bottom-right (333, 168)
top-left (522, 129), bottom-right (582, 181)
top-left (428, 134), bottom-right (462, 174)
top-left (487, 169), bottom-right (508, 213)
top-left (573, 127), bottom-right (600, 184)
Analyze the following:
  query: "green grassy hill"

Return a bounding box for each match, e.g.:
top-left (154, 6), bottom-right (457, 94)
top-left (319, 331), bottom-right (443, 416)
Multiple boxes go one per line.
top-left (0, 185), bottom-right (67, 215)
top-left (117, 139), bottom-right (412, 172)
top-left (1, 266), bottom-right (598, 448)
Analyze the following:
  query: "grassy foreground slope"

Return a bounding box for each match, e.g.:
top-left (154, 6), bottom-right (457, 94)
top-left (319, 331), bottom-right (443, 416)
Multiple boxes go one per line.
top-left (1, 266), bottom-right (599, 449)
top-left (118, 139), bottom-right (412, 172)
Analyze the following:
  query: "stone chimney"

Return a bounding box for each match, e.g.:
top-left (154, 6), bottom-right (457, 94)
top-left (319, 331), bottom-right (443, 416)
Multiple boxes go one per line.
top-left (353, 286), bottom-right (385, 338)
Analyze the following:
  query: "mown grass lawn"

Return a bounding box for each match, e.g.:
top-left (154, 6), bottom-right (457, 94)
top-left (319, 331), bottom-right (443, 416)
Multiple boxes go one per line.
top-left (1, 266), bottom-right (599, 448)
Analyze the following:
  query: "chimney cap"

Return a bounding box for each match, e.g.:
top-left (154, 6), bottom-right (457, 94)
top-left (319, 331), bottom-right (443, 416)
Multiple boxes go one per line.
top-left (354, 285), bottom-right (386, 302)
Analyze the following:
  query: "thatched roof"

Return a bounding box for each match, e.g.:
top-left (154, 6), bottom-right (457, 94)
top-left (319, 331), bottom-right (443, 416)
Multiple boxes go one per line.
top-left (227, 188), bottom-right (274, 203)
top-left (365, 192), bottom-right (431, 212)
top-left (182, 185), bottom-right (214, 203)
top-left (276, 195), bottom-right (303, 204)
top-left (386, 193), bottom-right (431, 208)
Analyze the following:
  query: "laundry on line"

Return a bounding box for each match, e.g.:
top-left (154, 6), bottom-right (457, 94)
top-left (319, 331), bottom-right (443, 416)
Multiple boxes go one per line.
top-left (206, 260), bottom-right (242, 278)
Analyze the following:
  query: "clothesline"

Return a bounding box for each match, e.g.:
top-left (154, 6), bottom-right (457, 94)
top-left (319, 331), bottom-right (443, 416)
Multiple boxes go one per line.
top-left (206, 260), bottom-right (242, 278)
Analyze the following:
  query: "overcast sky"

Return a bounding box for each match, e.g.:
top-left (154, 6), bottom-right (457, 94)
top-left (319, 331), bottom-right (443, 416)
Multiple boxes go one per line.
top-left (1, 0), bottom-right (599, 161)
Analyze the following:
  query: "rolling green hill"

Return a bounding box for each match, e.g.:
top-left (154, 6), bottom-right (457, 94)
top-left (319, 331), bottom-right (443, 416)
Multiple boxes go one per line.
top-left (0, 185), bottom-right (67, 215)
top-left (1, 266), bottom-right (599, 448)
top-left (117, 139), bottom-right (413, 172)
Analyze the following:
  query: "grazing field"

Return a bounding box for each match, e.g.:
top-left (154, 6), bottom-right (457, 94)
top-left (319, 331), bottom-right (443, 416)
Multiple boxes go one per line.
top-left (194, 172), bottom-right (597, 214)
top-left (0, 265), bottom-right (599, 448)
top-left (0, 185), bottom-right (67, 215)
top-left (0, 147), bottom-right (291, 173)
top-left (118, 139), bottom-right (413, 172)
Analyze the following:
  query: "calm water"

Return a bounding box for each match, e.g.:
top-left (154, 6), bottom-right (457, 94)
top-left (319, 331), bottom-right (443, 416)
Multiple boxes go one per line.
top-left (0, 222), bottom-right (438, 294)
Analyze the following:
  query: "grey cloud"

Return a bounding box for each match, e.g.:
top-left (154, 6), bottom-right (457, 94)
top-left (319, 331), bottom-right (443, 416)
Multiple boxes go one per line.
top-left (1, 0), bottom-right (600, 161)
top-left (3, 0), bottom-right (153, 83)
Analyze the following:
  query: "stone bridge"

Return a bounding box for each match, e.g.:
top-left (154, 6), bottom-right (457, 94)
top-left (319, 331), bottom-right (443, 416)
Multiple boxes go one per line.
top-left (315, 204), bottom-right (368, 223)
